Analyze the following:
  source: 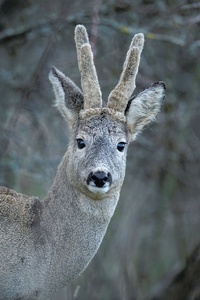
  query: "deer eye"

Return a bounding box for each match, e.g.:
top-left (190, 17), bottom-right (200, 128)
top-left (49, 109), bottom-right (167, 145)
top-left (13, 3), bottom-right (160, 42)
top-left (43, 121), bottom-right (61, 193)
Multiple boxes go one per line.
top-left (77, 139), bottom-right (86, 149)
top-left (117, 142), bottom-right (126, 152)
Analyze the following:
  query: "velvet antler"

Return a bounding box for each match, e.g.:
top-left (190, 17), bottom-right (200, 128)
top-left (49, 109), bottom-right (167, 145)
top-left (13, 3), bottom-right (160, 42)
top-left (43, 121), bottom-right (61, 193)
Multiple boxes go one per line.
top-left (107, 33), bottom-right (144, 113)
top-left (74, 25), bottom-right (102, 109)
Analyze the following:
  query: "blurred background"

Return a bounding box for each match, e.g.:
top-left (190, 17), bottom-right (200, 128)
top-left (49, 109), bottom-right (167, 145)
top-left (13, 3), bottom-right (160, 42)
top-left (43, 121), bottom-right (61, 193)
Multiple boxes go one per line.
top-left (0, 0), bottom-right (200, 299)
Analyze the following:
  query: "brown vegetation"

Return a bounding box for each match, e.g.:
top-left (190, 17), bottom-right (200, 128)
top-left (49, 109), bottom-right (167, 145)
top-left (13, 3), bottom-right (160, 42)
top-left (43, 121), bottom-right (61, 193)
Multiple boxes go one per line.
top-left (0, 0), bottom-right (200, 299)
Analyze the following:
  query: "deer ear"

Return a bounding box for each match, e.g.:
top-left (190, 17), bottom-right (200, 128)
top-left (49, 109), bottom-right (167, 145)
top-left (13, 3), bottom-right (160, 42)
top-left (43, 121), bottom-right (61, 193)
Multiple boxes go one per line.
top-left (49, 67), bottom-right (84, 124)
top-left (125, 82), bottom-right (166, 141)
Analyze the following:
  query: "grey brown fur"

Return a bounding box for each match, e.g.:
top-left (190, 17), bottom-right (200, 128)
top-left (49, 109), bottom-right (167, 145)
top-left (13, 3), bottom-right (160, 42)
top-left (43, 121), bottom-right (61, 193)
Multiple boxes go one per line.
top-left (0, 25), bottom-right (165, 299)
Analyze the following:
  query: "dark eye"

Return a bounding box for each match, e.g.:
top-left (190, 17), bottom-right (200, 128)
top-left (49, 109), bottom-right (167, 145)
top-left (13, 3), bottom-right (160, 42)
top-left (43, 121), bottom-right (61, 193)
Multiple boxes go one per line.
top-left (117, 142), bottom-right (126, 152)
top-left (77, 139), bottom-right (86, 149)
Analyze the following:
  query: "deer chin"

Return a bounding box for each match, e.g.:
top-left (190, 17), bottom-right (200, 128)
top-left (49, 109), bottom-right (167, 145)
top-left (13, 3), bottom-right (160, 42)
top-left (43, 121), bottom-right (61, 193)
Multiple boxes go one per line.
top-left (87, 183), bottom-right (111, 195)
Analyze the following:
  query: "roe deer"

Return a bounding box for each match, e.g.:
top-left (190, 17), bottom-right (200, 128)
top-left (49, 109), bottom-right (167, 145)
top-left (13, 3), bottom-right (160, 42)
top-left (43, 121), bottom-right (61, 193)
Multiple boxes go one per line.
top-left (0, 25), bottom-right (165, 299)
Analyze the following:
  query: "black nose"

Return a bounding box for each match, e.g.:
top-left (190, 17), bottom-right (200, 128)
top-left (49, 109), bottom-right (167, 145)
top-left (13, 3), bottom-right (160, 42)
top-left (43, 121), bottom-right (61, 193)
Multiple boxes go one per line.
top-left (87, 171), bottom-right (112, 188)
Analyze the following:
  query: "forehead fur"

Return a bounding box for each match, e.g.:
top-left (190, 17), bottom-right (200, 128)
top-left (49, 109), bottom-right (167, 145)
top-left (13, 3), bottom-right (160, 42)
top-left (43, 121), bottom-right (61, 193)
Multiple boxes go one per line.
top-left (77, 108), bottom-right (126, 136)
top-left (79, 108), bottom-right (125, 123)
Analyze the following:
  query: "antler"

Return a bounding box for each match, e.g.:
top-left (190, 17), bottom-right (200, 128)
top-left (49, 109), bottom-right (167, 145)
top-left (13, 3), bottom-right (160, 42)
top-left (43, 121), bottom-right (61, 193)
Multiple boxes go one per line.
top-left (75, 25), bottom-right (102, 109)
top-left (107, 33), bottom-right (144, 113)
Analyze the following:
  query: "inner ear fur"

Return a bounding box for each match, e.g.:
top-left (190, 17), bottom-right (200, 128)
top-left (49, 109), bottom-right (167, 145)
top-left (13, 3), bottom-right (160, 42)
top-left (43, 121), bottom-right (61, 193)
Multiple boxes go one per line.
top-left (49, 66), bottom-right (84, 123)
top-left (125, 81), bottom-right (166, 140)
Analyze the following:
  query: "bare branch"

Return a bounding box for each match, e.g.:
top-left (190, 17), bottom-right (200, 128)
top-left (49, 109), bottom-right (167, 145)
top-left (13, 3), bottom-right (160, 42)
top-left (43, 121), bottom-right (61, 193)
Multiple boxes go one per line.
top-left (144, 32), bottom-right (185, 46)
top-left (90, 0), bottom-right (102, 58)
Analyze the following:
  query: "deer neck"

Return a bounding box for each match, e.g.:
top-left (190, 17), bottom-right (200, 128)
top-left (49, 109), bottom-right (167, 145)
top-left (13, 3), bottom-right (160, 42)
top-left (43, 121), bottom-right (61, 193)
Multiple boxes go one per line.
top-left (41, 151), bottom-right (120, 288)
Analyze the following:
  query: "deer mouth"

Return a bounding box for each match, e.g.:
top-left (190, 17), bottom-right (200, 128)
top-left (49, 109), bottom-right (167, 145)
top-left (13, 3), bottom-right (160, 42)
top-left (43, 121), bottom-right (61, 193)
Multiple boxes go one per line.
top-left (88, 184), bottom-right (111, 195)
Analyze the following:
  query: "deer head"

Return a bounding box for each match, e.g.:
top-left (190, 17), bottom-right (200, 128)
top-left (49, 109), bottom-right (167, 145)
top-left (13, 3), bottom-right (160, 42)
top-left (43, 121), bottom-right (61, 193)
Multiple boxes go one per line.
top-left (49, 25), bottom-right (165, 200)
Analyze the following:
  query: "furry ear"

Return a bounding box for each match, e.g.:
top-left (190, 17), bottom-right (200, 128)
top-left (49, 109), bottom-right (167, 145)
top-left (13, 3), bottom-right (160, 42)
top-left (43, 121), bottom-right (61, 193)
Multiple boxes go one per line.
top-left (49, 67), bottom-right (84, 124)
top-left (125, 81), bottom-right (166, 141)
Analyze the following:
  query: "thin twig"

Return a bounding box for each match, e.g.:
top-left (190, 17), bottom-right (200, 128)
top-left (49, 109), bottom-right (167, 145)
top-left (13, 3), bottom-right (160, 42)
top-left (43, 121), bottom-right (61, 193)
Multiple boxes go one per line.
top-left (90, 0), bottom-right (102, 59)
top-left (0, 19), bottom-right (55, 42)
top-left (0, 37), bottom-right (54, 158)
top-left (145, 32), bottom-right (185, 46)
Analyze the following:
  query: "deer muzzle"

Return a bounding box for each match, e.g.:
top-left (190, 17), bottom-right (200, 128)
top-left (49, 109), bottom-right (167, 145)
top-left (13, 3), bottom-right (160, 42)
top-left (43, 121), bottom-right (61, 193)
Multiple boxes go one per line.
top-left (86, 171), bottom-right (112, 194)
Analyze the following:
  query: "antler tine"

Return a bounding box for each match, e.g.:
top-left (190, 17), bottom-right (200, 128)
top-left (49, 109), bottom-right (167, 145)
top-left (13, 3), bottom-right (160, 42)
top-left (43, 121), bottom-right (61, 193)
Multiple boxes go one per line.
top-left (107, 33), bottom-right (144, 113)
top-left (129, 33), bottom-right (144, 54)
top-left (75, 25), bottom-right (89, 70)
top-left (123, 33), bottom-right (144, 69)
top-left (75, 25), bottom-right (102, 109)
